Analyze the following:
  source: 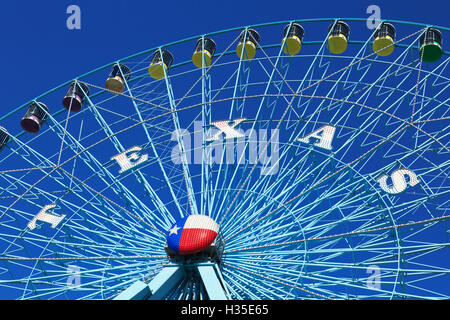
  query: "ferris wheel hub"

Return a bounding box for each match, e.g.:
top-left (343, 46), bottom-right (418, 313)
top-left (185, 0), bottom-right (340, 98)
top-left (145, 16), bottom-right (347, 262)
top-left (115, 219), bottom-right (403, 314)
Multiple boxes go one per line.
top-left (165, 215), bottom-right (224, 263)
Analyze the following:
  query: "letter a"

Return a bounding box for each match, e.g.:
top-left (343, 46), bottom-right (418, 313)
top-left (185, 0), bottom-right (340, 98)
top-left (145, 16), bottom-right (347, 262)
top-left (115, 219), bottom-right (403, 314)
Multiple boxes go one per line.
top-left (67, 265), bottom-right (81, 289)
top-left (298, 125), bottom-right (336, 150)
top-left (366, 5), bottom-right (381, 30)
top-left (66, 5), bottom-right (81, 30)
top-left (366, 265), bottom-right (381, 290)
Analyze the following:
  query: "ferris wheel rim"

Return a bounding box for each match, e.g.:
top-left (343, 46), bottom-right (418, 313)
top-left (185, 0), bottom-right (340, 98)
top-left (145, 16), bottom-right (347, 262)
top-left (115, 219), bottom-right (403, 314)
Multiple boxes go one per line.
top-left (2, 17), bottom-right (450, 127)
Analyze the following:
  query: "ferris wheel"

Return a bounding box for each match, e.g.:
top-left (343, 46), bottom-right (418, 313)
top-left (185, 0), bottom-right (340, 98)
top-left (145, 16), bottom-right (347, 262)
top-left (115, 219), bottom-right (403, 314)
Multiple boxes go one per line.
top-left (0, 18), bottom-right (448, 300)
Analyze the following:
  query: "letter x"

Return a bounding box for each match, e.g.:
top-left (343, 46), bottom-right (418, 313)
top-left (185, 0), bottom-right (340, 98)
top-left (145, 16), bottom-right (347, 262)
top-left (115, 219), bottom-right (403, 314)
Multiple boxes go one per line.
top-left (206, 118), bottom-right (246, 142)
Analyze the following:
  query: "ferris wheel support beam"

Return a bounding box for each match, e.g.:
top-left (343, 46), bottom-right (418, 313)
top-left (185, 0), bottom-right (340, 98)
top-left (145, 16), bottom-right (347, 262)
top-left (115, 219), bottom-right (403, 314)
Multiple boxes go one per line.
top-left (230, 31), bottom-right (442, 235)
top-left (329, 34), bottom-right (432, 154)
top-left (210, 31), bottom-right (255, 221)
top-left (114, 264), bottom-right (185, 300)
top-left (230, 28), bottom-right (250, 118)
top-left (209, 29), bottom-right (253, 209)
top-left (160, 48), bottom-right (199, 216)
top-left (121, 72), bottom-right (186, 222)
top-left (114, 262), bottom-right (229, 300)
top-left (218, 26), bottom-right (337, 230)
top-left (81, 94), bottom-right (175, 227)
top-left (196, 263), bottom-right (230, 300)
top-left (213, 35), bottom-right (292, 224)
top-left (200, 43), bottom-right (213, 217)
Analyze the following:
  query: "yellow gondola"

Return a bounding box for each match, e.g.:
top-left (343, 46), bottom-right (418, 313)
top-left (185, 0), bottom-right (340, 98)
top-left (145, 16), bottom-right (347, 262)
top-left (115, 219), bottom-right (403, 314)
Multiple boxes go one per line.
top-left (192, 37), bottom-right (217, 68)
top-left (105, 63), bottom-right (131, 93)
top-left (236, 29), bottom-right (260, 60)
top-left (148, 49), bottom-right (174, 80)
top-left (327, 21), bottom-right (350, 54)
top-left (373, 22), bottom-right (396, 56)
top-left (282, 23), bottom-right (305, 56)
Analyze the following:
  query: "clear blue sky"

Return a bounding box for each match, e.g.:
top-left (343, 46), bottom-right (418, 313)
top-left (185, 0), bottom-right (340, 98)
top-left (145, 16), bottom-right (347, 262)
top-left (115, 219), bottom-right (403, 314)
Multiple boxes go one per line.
top-left (0, 0), bottom-right (449, 111)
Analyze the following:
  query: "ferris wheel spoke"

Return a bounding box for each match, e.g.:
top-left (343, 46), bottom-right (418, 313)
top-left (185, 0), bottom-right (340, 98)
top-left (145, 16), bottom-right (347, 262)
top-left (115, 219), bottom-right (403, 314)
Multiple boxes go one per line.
top-left (223, 261), bottom-right (334, 299)
top-left (222, 270), bottom-right (261, 299)
top-left (226, 214), bottom-right (450, 257)
top-left (225, 260), bottom-right (302, 299)
top-left (227, 242), bottom-right (449, 270)
top-left (296, 33), bottom-right (379, 129)
top-left (290, 51), bottom-right (424, 160)
top-left (332, 57), bottom-right (449, 151)
top-left (210, 50), bottom-right (295, 222)
top-left (208, 62), bottom-right (255, 220)
top-left (243, 186), bottom-right (373, 244)
top-left (0, 230), bottom-right (161, 275)
top-left (56, 166), bottom-right (166, 237)
top-left (229, 155), bottom-right (436, 252)
top-left (122, 77), bottom-right (188, 221)
top-left (0, 229), bottom-right (161, 257)
top-left (412, 67), bottom-right (450, 123)
top-left (225, 265), bottom-right (293, 299)
top-left (291, 23), bottom-right (337, 121)
top-left (54, 162), bottom-right (167, 240)
top-left (200, 63), bottom-right (213, 216)
top-left (0, 175), bottom-right (140, 243)
top-left (16, 107), bottom-right (167, 229)
top-left (35, 107), bottom-right (177, 230)
top-left (207, 33), bottom-right (289, 218)
top-left (226, 255), bottom-right (401, 299)
top-left (222, 177), bottom-right (312, 242)
top-left (161, 71), bottom-right (199, 216)
top-left (18, 260), bottom-right (159, 300)
top-left (0, 173), bottom-right (159, 255)
top-left (222, 145), bottom-right (365, 240)
top-left (83, 94), bottom-right (179, 223)
top-left (216, 25), bottom-right (382, 227)
top-left (225, 124), bottom-right (408, 243)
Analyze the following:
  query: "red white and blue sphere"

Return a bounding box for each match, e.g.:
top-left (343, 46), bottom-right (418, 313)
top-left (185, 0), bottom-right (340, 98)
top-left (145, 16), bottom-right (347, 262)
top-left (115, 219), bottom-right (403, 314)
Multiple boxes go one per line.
top-left (166, 215), bottom-right (219, 255)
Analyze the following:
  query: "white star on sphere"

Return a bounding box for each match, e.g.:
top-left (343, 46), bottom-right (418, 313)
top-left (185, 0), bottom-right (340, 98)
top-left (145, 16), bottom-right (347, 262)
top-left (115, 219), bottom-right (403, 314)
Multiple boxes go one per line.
top-left (169, 225), bottom-right (180, 236)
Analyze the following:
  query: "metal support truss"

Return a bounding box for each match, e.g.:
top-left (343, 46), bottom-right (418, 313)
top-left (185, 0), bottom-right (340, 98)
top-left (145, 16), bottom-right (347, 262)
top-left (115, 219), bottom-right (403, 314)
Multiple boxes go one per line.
top-left (114, 262), bottom-right (229, 300)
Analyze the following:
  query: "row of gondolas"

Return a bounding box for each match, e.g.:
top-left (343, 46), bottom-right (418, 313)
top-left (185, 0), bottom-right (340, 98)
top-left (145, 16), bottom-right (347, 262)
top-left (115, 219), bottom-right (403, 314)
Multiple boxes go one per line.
top-left (0, 21), bottom-right (444, 152)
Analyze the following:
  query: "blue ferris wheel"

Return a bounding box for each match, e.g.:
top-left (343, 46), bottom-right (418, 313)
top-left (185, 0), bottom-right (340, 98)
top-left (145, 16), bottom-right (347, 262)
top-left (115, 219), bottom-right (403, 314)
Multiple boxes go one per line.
top-left (0, 18), bottom-right (448, 300)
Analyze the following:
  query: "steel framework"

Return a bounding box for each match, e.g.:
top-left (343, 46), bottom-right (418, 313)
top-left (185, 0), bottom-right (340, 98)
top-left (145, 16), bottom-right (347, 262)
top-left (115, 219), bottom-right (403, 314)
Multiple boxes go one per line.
top-left (0, 18), bottom-right (448, 300)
